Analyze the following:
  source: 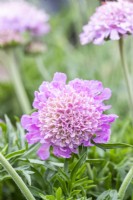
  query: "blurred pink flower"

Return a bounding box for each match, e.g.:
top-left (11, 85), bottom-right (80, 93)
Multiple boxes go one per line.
top-left (21, 72), bottom-right (118, 160)
top-left (119, 0), bottom-right (133, 2)
top-left (0, 0), bottom-right (50, 46)
top-left (0, 30), bottom-right (24, 47)
top-left (80, 1), bottom-right (133, 45)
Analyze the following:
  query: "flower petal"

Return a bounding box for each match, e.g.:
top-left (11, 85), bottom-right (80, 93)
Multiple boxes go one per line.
top-left (37, 143), bottom-right (50, 160)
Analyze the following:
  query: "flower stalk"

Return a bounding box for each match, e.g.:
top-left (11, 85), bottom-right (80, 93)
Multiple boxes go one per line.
top-left (0, 152), bottom-right (36, 200)
top-left (35, 56), bottom-right (51, 81)
top-left (118, 166), bottom-right (133, 200)
top-left (6, 49), bottom-right (31, 113)
top-left (118, 38), bottom-right (133, 119)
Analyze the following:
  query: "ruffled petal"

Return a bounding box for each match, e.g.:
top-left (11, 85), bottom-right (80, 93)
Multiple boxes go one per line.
top-left (37, 143), bottom-right (50, 160)
top-left (53, 146), bottom-right (71, 158)
top-left (53, 72), bottom-right (67, 83)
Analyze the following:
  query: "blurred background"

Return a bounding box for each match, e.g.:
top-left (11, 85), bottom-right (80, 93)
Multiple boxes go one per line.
top-left (0, 0), bottom-right (132, 122)
top-left (1, 1), bottom-right (133, 200)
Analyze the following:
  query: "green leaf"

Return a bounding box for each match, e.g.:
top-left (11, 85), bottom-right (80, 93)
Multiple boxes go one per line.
top-left (76, 163), bottom-right (86, 179)
top-left (4, 115), bottom-right (15, 151)
top-left (105, 172), bottom-right (112, 190)
top-left (21, 170), bottom-right (32, 185)
top-left (15, 165), bottom-right (29, 171)
top-left (22, 143), bottom-right (40, 158)
top-left (91, 140), bottom-right (133, 150)
top-left (39, 193), bottom-right (46, 200)
top-left (16, 122), bottom-right (26, 148)
top-left (56, 187), bottom-right (62, 200)
top-left (58, 168), bottom-right (69, 182)
top-left (70, 152), bottom-right (87, 182)
top-left (72, 177), bottom-right (93, 188)
top-left (0, 122), bottom-right (7, 133)
top-left (0, 144), bottom-right (8, 154)
top-left (30, 166), bottom-right (47, 190)
top-left (39, 193), bottom-right (55, 200)
top-left (70, 189), bottom-right (81, 196)
top-left (83, 185), bottom-right (96, 190)
top-left (86, 159), bottom-right (105, 164)
top-left (21, 158), bottom-right (45, 165)
top-left (0, 174), bottom-right (11, 181)
top-left (56, 175), bottom-right (68, 195)
top-left (5, 149), bottom-right (26, 159)
top-left (29, 186), bottom-right (46, 198)
top-left (48, 161), bottom-right (64, 168)
top-left (97, 190), bottom-right (118, 200)
top-left (44, 195), bottom-right (55, 200)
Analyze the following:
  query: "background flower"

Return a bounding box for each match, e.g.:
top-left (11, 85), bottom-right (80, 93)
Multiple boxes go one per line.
top-left (119, 0), bottom-right (133, 2)
top-left (0, 0), bottom-right (50, 46)
top-left (80, 1), bottom-right (133, 45)
top-left (21, 72), bottom-right (117, 160)
top-left (0, 30), bottom-right (24, 47)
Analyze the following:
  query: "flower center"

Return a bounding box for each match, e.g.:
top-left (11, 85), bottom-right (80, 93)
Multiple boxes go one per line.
top-left (38, 91), bottom-right (101, 149)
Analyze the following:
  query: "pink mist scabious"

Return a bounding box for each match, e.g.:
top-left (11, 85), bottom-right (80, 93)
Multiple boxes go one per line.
top-left (119, 0), bottom-right (133, 2)
top-left (0, 0), bottom-right (50, 46)
top-left (80, 1), bottom-right (133, 45)
top-left (0, 30), bottom-right (24, 47)
top-left (21, 73), bottom-right (118, 160)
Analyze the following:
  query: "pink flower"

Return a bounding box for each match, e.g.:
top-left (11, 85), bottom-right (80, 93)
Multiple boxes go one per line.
top-left (80, 1), bottom-right (133, 45)
top-left (0, 30), bottom-right (24, 47)
top-left (119, 0), bottom-right (133, 2)
top-left (21, 73), bottom-right (118, 160)
top-left (0, 0), bottom-right (50, 46)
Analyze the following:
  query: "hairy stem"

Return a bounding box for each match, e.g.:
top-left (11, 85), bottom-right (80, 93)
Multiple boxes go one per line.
top-left (118, 166), bottom-right (133, 200)
top-left (119, 38), bottom-right (133, 119)
top-left (0, 152), bottom-right (36, 200)
top-left (7, 49), bottom-right (31, 113)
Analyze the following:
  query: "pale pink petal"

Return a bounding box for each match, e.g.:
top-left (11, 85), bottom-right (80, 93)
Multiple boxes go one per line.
top-left (37, 144), bottom-right (50, 160)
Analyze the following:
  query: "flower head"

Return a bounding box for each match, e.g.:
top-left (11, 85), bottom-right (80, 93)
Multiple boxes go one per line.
top-left (80, 1), bottom-right (133, 45)
top-left (0, 30), bottom-right (24, 47)
top-left (21, 73), bottom-right (118, 160)
top-left (119, 0), bottom-right (133, 2)
top-left (0, 0), bottom-right (50, 46)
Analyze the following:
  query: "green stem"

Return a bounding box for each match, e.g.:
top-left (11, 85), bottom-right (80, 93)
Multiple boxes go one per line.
top-left (118, 38), bottom-right (133, 118)
top-left (7, 49), bottom-right (31, 113)
top-left (86, 163), bottom-right (93, 180)
top-left (118, 166), bottom-right (133, 200)
top-left (35, 56), bottom-right (51, 81)
top-left (64, 158), bottom-right (69, 174)
top-left (0, 152), bottom-right (36, 200)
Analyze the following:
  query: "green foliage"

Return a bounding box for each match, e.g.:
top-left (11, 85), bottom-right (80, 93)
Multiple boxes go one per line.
top-left (39, 187), bottom-right (63, 200)
top-left (97, 190), bottom-right (118, 200)
top-left (0, 83), bottom-right (20, 120)
top-left (91, 140), bottom-right (133, 150)
top-left (0, 117), bottom-right (133, 199)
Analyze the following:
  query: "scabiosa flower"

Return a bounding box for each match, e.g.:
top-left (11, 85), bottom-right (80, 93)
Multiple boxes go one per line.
top-left (0, 30), bottom-right (24, 47)
top-left (0, 0), bottom-right (50, 46)
top-left (119, 0), bottom-right (133, 2)
top-left (21, 73), bottom-right (117, 160)
top-left (80, 1), bottom-right (133, 45)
